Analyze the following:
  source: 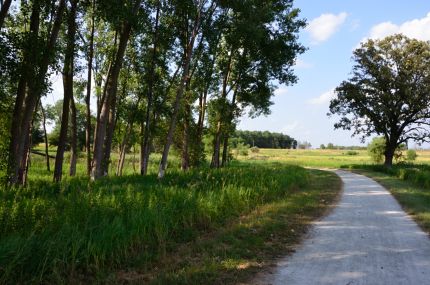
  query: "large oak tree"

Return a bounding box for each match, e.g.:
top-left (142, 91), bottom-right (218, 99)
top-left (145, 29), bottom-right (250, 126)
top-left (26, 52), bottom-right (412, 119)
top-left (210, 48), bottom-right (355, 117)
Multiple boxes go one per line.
top-left (329, 34), bottom-right (430, 166)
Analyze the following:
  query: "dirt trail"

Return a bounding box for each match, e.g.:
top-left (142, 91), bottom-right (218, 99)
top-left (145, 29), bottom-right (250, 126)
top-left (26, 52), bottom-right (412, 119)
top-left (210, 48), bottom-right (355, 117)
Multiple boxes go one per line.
top-left (253, 170), bottom-right (430, 285)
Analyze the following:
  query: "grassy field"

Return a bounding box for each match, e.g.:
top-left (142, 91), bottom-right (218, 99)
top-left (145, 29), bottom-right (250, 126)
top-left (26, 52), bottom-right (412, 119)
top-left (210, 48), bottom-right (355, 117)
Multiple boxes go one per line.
top-left (243, 148), bottom-right (430, 168)
top-left (0, 159), bottom-right (341, 284)
top-left (2, 146), bottom-right (429, 283)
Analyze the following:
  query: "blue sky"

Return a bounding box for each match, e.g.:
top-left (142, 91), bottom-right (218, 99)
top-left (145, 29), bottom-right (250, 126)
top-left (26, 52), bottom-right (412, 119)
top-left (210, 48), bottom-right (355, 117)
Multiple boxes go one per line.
top-left (238, 0), bottom-right (430, 148)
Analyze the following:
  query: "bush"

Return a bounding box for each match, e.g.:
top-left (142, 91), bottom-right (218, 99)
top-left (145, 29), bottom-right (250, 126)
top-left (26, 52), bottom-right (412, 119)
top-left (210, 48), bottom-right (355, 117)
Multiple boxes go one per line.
top-left (367, 137), bottom-right (385, 163)
top-left (345, 150), bottom-right (358, 156)
top-left (406, 149), bottom-right (418, 161)
top-left (250, 146), bottom-right (260, 153)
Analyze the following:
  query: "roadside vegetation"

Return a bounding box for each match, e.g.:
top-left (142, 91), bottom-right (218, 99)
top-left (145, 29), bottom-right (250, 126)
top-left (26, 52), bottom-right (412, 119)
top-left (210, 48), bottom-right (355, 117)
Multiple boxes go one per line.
top-left (0, 163), bottom-right (341, 284)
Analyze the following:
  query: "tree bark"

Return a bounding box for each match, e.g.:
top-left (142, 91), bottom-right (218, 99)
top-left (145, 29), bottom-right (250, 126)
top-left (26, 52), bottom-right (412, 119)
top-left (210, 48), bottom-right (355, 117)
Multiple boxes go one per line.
top-left (140, 1), bottom-right (160, 175)
top-left (53, 0), bottom-right (77, 182)
top-left (85, 0), bottom-right (95, 175)
top-left (211, 49), bottom-right (233, 168)
top-left (69, 96), bottom-right (78, 176)
top-left (181, 102), bottom-right (191, 170)
top-left (221, 89), bottom-right (237, 167)
top-left (7, 0), bottom-right (40, 184)
top-left (91, 1), bottom-right (139, 180)
top-left (0, 0), bottom-right (12, 29)
top-left (40, 102), bottom-right (50, 172)
top-left (9, 0), bottom-right (65, 185)
top-left (116, 121), bottom-right (133, 176)
top-left (158, 5), bottom-right (203, 179)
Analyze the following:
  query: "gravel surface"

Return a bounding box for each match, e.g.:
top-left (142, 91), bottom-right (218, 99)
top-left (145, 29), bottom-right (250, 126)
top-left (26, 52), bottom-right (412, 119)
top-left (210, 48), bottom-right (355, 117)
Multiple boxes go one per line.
top-left (253, 170), bottom-right (430, 285)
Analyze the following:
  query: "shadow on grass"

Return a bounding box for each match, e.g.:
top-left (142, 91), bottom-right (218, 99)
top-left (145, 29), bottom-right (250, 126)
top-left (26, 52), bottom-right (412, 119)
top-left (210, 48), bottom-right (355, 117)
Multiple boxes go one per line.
top-left (114, 170), bottom-right (341, 285)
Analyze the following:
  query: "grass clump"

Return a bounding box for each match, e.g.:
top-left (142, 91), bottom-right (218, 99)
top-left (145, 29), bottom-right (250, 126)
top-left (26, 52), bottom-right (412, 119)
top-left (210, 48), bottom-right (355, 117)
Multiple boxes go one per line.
top-left (0, 163), bottom-right (311, 283)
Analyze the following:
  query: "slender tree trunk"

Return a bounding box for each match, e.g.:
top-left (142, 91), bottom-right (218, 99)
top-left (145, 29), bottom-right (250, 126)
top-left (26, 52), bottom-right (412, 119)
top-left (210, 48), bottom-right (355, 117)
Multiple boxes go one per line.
top-left (101, 88), bottom-right (118, 175)
top-left (40, 102), bottom-right (50, 172)
top-left (181, 102), bottom-right (191, 170)
top-left (158, 6), bottom-right (202, 179)
top-left (21, 121), bottom-right (33, 186)
top-left (53, 0), bottom-right (77, 182)
top-left (85, 0), bottom-right (95, 175)
top-left (69, 96), bottom-right (78, 176)
top-left (140, 1), bottom-right (160, 175)
top-left (91, 2), bottom-right (139, 180)
top-left (0, 0), bottom-right (12, 29)
top-left (7, 0), bottom-right (40, 184)
top-left (221, 89), bottom-right (236, 167)
top-left (116, 121), bottom-right (133, 176)
top-left (211, 49), bottom-right (233, 168)
top-left (10, 0), bottom-right (65, 185)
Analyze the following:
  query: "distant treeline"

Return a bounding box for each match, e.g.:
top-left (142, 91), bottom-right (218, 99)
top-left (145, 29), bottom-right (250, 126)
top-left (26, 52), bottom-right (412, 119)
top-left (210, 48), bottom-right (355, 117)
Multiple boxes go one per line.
top-left (320, 143), bottom-right (366, 150)
top-left (232, 130), bottom-right (297, 149)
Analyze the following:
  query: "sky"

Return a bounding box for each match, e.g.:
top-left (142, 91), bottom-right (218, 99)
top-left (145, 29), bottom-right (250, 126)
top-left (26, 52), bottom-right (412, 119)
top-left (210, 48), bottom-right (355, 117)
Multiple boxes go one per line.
top-left (238, 0), bottom-right (430, 148)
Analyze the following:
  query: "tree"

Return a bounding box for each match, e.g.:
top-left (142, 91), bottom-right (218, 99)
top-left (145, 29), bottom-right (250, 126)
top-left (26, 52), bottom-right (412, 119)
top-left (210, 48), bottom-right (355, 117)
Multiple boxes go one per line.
top-left (54, 0), bottom-right (78, 182)
top-left (329, 34), bottom-right (430, 166)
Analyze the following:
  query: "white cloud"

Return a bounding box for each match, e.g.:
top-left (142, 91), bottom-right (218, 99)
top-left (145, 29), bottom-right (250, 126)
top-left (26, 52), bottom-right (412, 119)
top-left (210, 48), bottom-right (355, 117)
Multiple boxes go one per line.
top-left (282, 121), bottom-right (300, 133)
top-left (306, 12), bottom-right (348, 44)
top-left (307, 89), bottom-right (336, 105)
top-left (274, 86), bottom-right (288, 96)
top-left (367, 12), bottom-right (430, 41)
top-left (295, 58), bottom-right (313, 69)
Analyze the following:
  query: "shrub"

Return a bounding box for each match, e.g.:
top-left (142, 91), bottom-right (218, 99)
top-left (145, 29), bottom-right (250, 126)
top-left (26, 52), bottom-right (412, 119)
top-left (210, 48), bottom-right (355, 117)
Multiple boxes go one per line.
top-left (345, 150), bottom-right (358, 156)
top-left (406, 149), bottom-right (418, 161)
top-left (250, 146), bottom-right (260, 153)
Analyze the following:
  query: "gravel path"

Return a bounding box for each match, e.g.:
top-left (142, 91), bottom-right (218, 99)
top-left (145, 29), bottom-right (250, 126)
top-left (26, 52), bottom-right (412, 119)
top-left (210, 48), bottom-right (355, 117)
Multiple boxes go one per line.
top-left (254, 170), bottom-right (430, 285)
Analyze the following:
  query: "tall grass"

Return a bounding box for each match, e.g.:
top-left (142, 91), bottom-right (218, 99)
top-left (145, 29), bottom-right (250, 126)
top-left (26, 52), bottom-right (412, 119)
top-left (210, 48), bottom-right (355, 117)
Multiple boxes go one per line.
top-left (0, 163), bottom-right (308, 283)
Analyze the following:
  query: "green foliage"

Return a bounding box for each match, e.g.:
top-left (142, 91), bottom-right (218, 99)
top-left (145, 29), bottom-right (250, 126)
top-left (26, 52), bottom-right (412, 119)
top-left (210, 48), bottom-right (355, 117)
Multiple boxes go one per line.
top-left (367, 137), bottom-right (386, 163)
top-left (330, 34), bottom-right (430, 165)
top-left (0, 163), bottom-right (308, 283)
top-left (250, 146), bottom-right (259, 153)
top-left (232, 130), bottom-right (295, 149)
top-left (406, 149), bottom-right (418, 161)
top-left (345, 150), bottom-right (359, 156)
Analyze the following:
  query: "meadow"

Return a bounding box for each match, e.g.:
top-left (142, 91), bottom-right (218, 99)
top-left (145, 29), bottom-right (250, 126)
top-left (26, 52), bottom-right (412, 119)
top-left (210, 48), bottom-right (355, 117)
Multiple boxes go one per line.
top-left (0, 149), bottom-right (342, 284)
top-left (2, 147), bottom-right (430, 283)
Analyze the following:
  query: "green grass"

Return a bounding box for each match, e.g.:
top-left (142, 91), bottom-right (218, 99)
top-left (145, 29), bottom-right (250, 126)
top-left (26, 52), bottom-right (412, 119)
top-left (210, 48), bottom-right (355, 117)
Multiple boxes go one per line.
top-left (118, 169), bottom-right (341, 284)
top-left (241, 148), bottom-right (430, 168)
top-left (0, 162), bottom-right (341, 284)
top-left (347, 164), bottom-right (430, 234)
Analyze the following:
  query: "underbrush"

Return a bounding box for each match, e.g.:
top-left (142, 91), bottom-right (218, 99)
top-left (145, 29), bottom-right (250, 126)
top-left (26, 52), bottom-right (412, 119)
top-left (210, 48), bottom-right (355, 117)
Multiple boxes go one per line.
top-left (0, 163), bottom-right (308, 283)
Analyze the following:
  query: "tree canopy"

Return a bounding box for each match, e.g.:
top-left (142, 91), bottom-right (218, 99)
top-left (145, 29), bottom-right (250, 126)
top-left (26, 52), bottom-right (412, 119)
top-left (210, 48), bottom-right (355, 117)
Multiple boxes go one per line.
top-left (329, 34), bottom-right (430, 166)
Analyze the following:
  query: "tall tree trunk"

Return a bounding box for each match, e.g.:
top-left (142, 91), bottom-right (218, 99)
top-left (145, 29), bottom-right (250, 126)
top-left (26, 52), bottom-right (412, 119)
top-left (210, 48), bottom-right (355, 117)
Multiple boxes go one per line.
top-left (0, 0), bottom-right (12, 29)
top-left (181, 102), bottom-right (191, 170)
top-left (53, 0), bottom-right (77, 182)
top-left (221, 89), bottom-right (236, 167)
top-left (91, 2), bottom-right (139, 180)
top-left (85, 0), bottom-right (95, 175)
top-left (158, 4), bottom-right (203, 178)
top-left (116, 121), bottom-right (133, 176)
top-left (140, 1), bottom-right (160, 175)
top-left (21, 120), bottom-right (33, 186)
top-left (9, 0), bottom-right (65, 185)
top-left (40, 102), bottom-right (50, 172)
top-left (211, 49), bottom-right (233, 168)
top-left (69, 96), bottom-right (78, 176)
top-left (101, 93), bottom-right (118, 175)
top-left (7, 0), bottom-right (40, 184)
